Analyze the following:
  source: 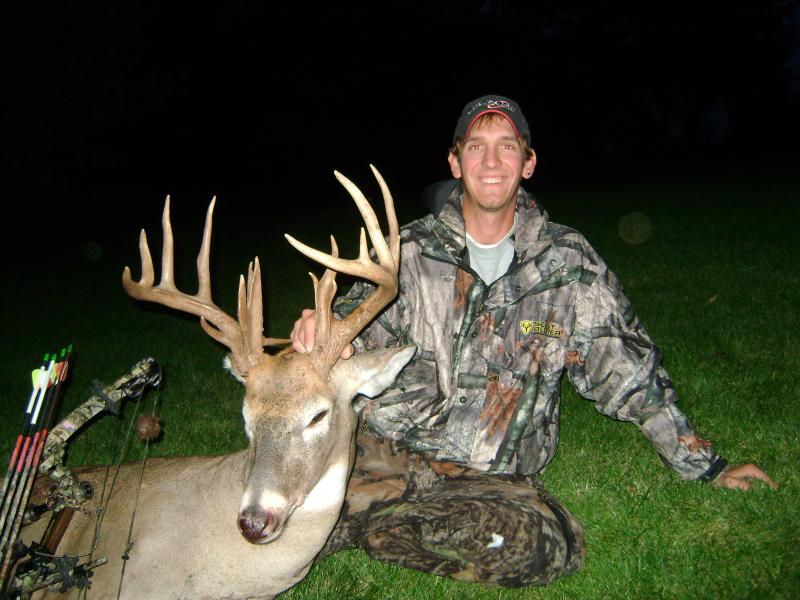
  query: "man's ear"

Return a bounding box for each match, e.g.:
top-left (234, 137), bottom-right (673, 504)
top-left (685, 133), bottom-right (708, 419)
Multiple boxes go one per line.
top-left (448, 152), bottom-right (462, 179)
top-left (330, 346), bottom-right (416, 401)
top-left (522, 150), bottom-right (537, 180)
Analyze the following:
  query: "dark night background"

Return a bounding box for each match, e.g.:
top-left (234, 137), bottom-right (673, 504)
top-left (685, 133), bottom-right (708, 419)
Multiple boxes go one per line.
top-left (0, 4), bottom-right (797, 596)
top-left (3, 1), bottom-right (799, 257)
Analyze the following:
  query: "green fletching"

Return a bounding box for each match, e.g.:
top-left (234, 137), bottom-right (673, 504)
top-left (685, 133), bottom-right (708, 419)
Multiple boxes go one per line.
top-left (31, 369), bottom-right (41, 389)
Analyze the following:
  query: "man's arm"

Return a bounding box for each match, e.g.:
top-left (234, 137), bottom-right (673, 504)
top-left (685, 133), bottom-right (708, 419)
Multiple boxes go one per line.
top-left (566, 257), bottom-right (776, 490)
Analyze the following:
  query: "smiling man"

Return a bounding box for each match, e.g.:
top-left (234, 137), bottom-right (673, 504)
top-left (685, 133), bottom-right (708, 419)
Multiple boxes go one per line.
top-left (451, 104), bottom-right (535, 223)
top-left (292, 94), bottom-right (776, 587)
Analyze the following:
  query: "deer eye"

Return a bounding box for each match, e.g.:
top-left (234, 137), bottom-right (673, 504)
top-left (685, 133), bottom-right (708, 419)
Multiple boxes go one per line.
top-left (307, 410), bottom-right (329, 428)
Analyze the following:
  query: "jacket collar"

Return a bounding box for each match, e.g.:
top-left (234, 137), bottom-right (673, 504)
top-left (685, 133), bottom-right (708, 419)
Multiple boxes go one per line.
top-left (428, 182), bottom-right (552, 264)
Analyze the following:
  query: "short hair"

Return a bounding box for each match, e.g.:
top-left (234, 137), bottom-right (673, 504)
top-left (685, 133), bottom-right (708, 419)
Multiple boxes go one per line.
top-left (449, 113), bottom-right (535, 160)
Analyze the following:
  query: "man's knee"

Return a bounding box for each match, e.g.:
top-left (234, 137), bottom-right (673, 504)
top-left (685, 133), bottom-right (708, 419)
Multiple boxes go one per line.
top-left (362, 477), bottom-right (585, 587)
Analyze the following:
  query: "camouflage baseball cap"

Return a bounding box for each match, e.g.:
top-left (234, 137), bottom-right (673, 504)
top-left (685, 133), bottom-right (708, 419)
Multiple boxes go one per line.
top-left (453, 94), bottom-right (531, 145)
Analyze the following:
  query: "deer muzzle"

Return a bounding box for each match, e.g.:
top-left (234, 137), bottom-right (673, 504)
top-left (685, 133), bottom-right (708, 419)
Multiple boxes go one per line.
top-left (238, 505), bottom-right (289, 544)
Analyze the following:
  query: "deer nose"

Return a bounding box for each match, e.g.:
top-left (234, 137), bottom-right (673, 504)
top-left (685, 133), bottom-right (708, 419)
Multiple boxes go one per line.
top-left (238, 506), bottom-right (285, 543)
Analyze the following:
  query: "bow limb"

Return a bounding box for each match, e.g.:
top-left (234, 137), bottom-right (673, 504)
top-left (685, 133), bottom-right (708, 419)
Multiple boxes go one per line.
top-left (38, 357), bottom-right (163, 513)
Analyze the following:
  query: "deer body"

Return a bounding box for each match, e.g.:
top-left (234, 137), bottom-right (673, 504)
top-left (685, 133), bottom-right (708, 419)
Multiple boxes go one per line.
top-left (20, 167), bottom-right (410, 598)
top-left (45, 451), bottom-right (336, 600)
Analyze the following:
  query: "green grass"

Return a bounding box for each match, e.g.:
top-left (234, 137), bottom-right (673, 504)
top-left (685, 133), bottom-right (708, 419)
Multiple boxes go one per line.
top-left (1, 162), bottom-right (798, 598)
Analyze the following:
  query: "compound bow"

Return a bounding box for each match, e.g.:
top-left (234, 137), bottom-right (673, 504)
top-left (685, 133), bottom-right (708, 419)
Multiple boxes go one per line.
top-left (1, 356), bottom-right (162, 599)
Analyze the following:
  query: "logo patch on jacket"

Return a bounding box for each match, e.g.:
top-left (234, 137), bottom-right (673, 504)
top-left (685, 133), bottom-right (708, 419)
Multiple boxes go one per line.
top-left (519, 320), bottom-right (562, 338)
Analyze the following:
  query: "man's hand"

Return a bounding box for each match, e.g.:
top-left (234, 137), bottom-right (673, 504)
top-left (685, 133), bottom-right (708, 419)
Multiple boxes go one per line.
top-left (714, 463), bottom-right (778, 491)
top-left (290, 308), bottom-right (354, 358)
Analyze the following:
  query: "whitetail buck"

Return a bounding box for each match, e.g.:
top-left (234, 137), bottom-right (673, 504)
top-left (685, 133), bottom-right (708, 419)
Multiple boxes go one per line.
top-left (24, 166), bottom-right (414, 599)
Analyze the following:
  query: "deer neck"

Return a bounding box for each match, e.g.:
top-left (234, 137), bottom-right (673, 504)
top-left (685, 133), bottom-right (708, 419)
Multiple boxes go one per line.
top-left (227, 448), bottom-right (351, 595)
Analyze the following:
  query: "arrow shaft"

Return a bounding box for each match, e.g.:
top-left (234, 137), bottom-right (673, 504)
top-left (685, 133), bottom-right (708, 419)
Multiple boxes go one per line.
top-left (0, 351), bottom-right (70, 589)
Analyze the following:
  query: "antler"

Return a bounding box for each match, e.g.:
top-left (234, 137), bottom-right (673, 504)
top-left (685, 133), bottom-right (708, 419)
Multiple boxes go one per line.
top-left (284, 164), bottom-right (400, 373)
top-left (122, 196), bottom-right (284, 375)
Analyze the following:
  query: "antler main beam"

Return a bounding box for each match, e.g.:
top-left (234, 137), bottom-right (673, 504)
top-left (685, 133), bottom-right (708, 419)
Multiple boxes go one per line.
top-left (284, 165), bottom-right (400, 372)
top-left (122, 196), bottom-right (280, 375)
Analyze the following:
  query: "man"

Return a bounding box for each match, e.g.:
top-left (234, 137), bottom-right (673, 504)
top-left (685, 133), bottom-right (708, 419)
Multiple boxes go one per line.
top-left (291, 95), bottom-right (776, 586)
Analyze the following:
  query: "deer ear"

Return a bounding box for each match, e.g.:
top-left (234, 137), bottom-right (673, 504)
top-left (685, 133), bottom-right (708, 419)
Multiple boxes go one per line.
top-left (223, 355), bottom-right (247, 384)
top-left (331, 346), bottom-right (416, 400)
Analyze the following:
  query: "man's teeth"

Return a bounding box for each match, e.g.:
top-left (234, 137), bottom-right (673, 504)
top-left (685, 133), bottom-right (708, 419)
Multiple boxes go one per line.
top-left (481, 177), bottom-right (503, 184)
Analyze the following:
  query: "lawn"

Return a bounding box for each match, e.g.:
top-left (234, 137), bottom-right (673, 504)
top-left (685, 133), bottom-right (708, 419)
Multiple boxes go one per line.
top-left (1, 161), bottom-right (797, 599)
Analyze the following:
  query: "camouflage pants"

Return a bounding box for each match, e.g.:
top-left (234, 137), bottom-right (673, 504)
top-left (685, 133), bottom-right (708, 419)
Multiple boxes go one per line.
top-left (319, 429), bottom-right (585, 587)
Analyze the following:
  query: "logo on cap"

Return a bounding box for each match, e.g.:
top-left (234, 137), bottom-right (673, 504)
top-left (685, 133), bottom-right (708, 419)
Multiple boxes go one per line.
top-left (467, 99), bottom-right (515, 117)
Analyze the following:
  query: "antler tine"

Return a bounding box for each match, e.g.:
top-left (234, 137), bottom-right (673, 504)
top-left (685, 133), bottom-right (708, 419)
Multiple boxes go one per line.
top-left (126, 229), bottom-right (155, 286)
top-left (309, 236), bottom-right (339, 354)
top-left (235, 273), bottom-right (250, 351)
top-left (160, 196), bottom-right (175, 287)
top-left (246, 258), bottom-right (266, 355)
top-left (369, 164), bottom-right (400, 266)
top-left (196, 196), bottom-right (216, 301)
top-left (247, 257), bottom-right (291, 349)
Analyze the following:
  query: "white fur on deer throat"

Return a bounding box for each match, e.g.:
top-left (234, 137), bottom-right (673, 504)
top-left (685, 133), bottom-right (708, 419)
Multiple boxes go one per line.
top-left (300, 461), bottom-right (349, 511)
top-left (239, 461), bottom-right (348, 513)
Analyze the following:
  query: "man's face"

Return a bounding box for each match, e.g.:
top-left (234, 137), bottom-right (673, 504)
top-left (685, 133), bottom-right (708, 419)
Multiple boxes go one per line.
top-left (448, 116), bottom-right (536, 216)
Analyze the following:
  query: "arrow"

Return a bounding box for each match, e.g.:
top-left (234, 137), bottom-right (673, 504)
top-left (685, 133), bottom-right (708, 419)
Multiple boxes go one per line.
top-left (0, 355), bottom-right (55, 536)
top-left (0, 354), bottom-right (49, 518)
top-left (0, 347), bottom-right (72, 587)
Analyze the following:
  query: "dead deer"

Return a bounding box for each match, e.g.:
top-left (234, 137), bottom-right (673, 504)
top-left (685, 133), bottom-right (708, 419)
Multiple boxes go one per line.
top-left (23, 166), bottom-right (414, 599)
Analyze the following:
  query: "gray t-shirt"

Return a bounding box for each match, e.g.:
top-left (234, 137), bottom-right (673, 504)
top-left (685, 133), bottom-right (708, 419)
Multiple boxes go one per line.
top-left (465, 215), bottom-right (516, 284)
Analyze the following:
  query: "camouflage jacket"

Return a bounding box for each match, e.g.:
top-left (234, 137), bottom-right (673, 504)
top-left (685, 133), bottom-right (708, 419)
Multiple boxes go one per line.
top-left (334, 186), bottom-right (726, 481)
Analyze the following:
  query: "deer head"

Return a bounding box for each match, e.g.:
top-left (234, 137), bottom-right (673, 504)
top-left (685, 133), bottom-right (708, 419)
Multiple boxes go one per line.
top-left (122, 165), bottom-right (413, 544)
